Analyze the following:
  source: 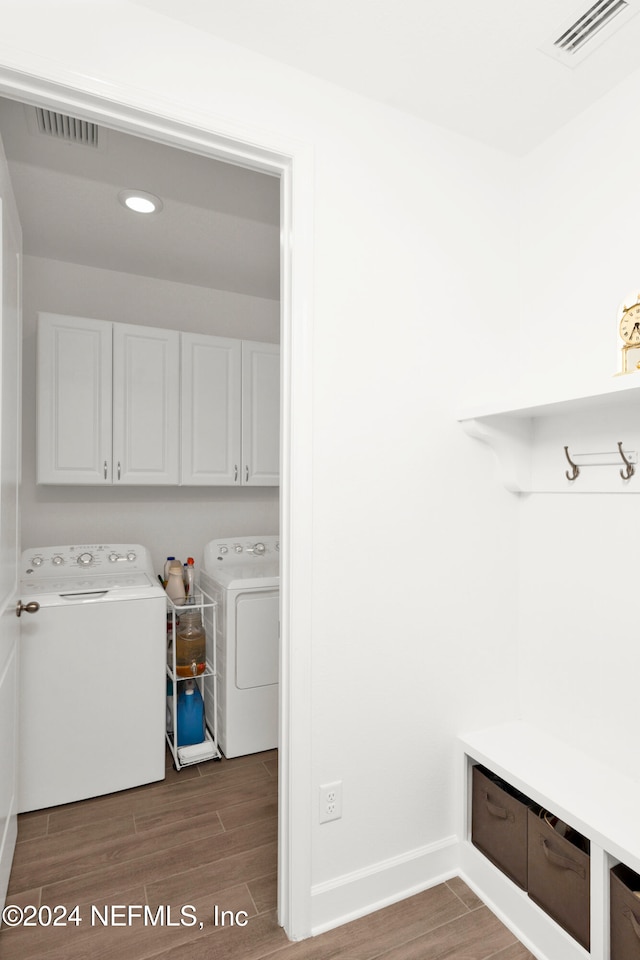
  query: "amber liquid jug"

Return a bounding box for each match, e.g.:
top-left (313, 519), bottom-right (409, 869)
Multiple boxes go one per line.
top-left (175, 609), bottom-right (206, 677)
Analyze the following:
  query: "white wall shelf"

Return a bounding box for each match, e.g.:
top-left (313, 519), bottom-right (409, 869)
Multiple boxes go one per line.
top-left (457, 378), bottom-right (640, 493)
top-left (458, 720), bottom-right (640, 960)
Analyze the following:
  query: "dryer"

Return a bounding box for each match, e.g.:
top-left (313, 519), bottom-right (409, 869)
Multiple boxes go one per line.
top-left (200, 536), bottom-right (279, 758)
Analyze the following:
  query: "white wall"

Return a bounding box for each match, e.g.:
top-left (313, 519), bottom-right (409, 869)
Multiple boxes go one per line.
top-left (21, 255), bottom-right (280, 576)
top-left (517, 70), bottom-right (640, 776)
top-left (308, 113), bottom-right (521, 896)
top-left (0, 0), bottom-right (522, 932)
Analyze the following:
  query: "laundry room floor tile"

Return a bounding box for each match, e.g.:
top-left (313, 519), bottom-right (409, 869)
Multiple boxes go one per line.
top-left (1, 748), bottom-right (534, 960)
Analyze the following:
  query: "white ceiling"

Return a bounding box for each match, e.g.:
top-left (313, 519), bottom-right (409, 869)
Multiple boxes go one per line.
top-left (136, 0), bottom-right (640, 156)
top-left (0, 98), bottom-right (281, 300)
top-left (3, 1), bottom-right (640, 296)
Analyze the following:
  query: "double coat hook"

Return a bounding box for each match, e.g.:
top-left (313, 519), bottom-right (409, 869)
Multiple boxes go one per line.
top-left (564, 442), bottom-right (635, 482)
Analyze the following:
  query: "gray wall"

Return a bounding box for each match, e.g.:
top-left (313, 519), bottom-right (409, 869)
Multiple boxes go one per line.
top-left (21, 255), bottom-right (280, 577)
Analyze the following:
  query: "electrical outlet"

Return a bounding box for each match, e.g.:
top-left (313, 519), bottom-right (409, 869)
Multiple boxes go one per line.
top-left (319, 780), bottom-right (342, 823)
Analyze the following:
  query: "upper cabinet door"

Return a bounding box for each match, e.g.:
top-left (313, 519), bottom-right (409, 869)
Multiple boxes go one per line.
top-left (241, 340), bottom-right (280, 486)
top-left (112, 323), bottom-right (180, 485)
top-left (37, 313), bottom-right (112, 484)
top-left (181, 333), bottom-right (242, 485)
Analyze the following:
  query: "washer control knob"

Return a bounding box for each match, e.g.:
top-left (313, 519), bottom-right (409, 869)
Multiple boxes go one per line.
top-left (219, 545), bottom-right (228, 554)
top-left (234, 544), bottom-right (243, 553)
top-left (77, 553), bottom-right (93, 566)
top-left (31, 556), bottom-right (43, 567)
top-left (109, 553), bottom-right (120, 562)
top-left (126, 551), bottom-right (136, 562)
top-left (249, 542), bottom-right (266, 555)
top-left (52, 555), bottom-right (64, 566)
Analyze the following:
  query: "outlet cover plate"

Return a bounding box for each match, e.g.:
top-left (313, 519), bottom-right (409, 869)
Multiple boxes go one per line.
top-left (319, 781), bottom-right (343, 823)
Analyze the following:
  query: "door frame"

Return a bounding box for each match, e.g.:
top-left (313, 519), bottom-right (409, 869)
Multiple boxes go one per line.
top-left (0, 66), bottom-right (314, 940)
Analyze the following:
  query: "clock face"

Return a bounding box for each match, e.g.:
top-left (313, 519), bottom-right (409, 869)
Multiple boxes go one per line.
top-left (620, 303), bottom-right (640, 345)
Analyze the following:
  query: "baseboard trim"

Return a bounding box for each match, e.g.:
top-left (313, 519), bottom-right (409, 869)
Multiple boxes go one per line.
top-left (310, 835), bottom-right (459, 935)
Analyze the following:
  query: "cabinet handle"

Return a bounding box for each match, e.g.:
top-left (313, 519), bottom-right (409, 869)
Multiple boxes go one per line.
top-left (234, 464), bottom-right (238, 482)
top-left (117, 461), bottom-right (121, 480)
top-left (245, 465), bottom-right (249, 482)
top-left (104, 461), bottom-right (107, 479)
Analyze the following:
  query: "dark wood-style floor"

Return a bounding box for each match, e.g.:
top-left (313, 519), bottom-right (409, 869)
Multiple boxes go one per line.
top-left (1, 748), bottom-right (535, 960)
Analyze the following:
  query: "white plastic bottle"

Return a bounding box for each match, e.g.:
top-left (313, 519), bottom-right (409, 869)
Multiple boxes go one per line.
top-left (166, 560), bottom-right (186, 605)
top-left (163, 556), bottom-right (176, 584)
top-left (184, 557), bottom-right (195, 601)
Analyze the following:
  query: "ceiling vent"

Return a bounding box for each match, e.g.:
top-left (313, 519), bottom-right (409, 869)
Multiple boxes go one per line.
top-left (540, 0), bottom-right (640, 66)
top-left (33, 108), bottom-right (99, 147)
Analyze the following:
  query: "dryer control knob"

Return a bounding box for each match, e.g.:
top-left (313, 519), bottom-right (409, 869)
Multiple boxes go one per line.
top-left (126, 551), bottom-right (136, 562)
top-left (31, 556), bottom-right (43, 567)
top-left (234, 544), bottom-right (243, 553)
top-left (52, 555), bottom-right (64, 566)
top-left (77, 552), bottom-right (93, 566)
top-left (109, 553), bottom-right (120, 562)
top-left (249, 542), bottom-right (266, 555)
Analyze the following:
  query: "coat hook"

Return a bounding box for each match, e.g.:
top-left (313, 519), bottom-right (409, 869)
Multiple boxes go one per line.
top-left (564, 446), bottom-right (579, 482)
top-left (618, 441), bottom-right (635, 480)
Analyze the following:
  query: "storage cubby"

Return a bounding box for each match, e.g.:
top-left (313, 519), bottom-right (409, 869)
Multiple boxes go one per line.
top-left (460, 721), bottom-right (640, 960)
top-left (471, 764), bottom-right (534, 889)
top-left (528, 808), bottom-right (590, 951)
top-left (471, 761), bottom-right (591, 951)
top-left (610, 863), bottom-right (640, 960)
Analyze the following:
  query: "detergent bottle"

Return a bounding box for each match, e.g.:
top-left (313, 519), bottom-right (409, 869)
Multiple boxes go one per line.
top-left (176, 680), bottom-right (205, 746)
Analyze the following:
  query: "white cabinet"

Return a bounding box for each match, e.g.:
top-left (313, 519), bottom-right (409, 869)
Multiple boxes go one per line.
top-left (180, 333), bottom-right (242, 485)
top-left (37, 314), bottom-right (278, 486)
top-left (181, 334), bottom-right (279, 486)
top-left (37, 313), bottom-right (180, 485)
top-left (242, 340), bottom-right (280, 486)
top-left (37, 313), bottom-right (112, 484)
top-left (112, 322), bottom-right (180, 485)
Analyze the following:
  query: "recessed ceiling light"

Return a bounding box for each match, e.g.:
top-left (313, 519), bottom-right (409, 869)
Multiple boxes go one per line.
top-left (118, 189), bottom-right (163, 214)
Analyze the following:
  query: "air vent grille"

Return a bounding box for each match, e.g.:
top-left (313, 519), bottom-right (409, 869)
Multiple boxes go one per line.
top-left (540, 0), bottom-right (640, 65)
top-left (554, 0), bottom-right (628, 53)
top-left (34, 108), bottom-right (99, 147)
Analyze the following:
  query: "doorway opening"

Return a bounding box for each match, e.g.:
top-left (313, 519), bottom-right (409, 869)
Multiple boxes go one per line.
top-left (0, 74), bottom-right (314, 940)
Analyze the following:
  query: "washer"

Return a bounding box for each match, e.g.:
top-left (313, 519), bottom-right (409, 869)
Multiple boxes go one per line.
top-left (18, 543), bottom-right (166, 812)
top-left (200, 536), bottom-right (279, 758)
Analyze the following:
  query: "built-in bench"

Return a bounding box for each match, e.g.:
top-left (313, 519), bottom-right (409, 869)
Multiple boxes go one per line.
top-left (458, 720), bottom-right (640, 959)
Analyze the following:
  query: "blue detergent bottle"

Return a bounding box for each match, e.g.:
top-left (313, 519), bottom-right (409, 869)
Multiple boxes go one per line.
top-left (176, 680), bottom-right (205, 746)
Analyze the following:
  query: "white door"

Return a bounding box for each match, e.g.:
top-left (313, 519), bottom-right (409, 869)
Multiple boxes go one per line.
top-left (0, 130), bottom-right (23, 911)
top-left (242, 340), bottom-right (280, 486)
top-left (180, 332), bottom-right (242, 485)
top-left (112, 322), bottom-right (180, 484)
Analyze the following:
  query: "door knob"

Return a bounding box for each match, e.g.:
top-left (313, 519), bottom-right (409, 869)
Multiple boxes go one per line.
top-left (16, 600), bottom-right (40, 618)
